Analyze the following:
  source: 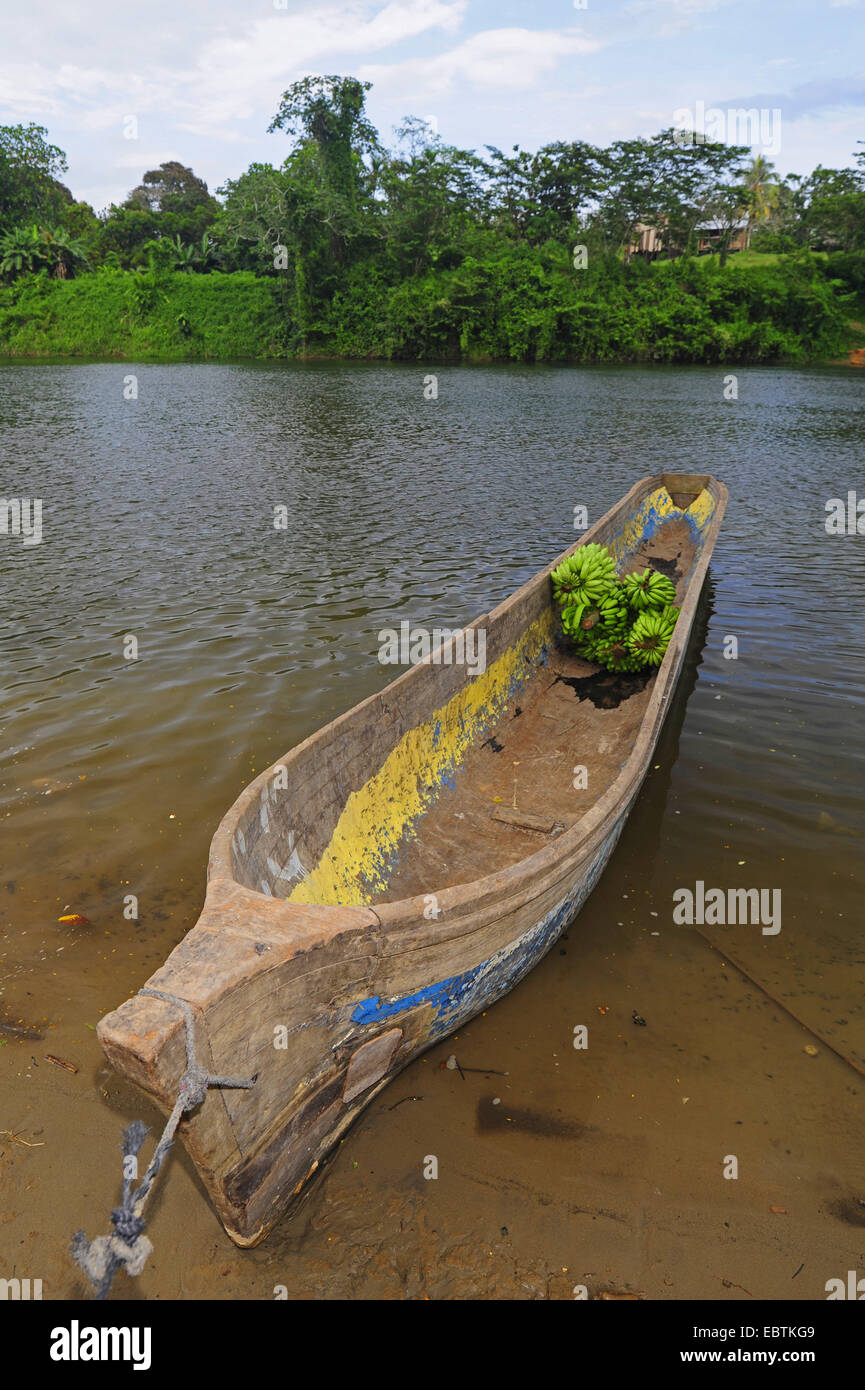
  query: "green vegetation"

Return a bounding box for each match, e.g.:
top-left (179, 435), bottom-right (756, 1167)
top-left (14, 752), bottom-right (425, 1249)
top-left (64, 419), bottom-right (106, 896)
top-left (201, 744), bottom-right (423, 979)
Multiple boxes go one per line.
top-left (0, 269), bottom-right (284, 358)
top-left (0, 89), bottom-right (863, 363)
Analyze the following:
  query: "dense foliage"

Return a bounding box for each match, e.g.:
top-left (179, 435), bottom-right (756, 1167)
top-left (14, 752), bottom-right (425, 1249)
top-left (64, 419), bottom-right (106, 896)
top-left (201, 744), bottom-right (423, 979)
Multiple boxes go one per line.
top-left (0, 88), bottom-right (862, 362)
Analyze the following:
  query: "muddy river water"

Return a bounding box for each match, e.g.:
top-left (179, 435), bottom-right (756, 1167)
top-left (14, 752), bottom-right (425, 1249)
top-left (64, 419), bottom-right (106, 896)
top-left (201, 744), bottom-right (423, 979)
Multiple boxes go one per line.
top-left (1, 360), bottom-right (863, 1300)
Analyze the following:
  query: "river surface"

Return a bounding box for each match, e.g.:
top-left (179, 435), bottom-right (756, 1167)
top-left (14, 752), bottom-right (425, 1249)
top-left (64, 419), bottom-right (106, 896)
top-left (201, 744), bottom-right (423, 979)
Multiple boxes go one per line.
top-left (0, 361), bottom-right (863, 1301)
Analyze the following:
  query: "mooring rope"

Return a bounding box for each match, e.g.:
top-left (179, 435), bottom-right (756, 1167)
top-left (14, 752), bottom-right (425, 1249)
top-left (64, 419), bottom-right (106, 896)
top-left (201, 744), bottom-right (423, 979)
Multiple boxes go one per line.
top-left (72, 986), bottom-right (256, 1300)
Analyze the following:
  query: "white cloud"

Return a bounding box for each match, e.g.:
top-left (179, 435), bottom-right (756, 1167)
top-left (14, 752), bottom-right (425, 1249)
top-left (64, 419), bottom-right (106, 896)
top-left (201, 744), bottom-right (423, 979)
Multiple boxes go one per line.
top-left (626, 0), bottom-right (736, 37)
top-left (186, 0), bottom-right (468, 123)
top-left (629, 0), bottom-right (727, 12)
top-left (361, 27), bottom-right (602, 96)
top-left (0, 2), bottom-right (468, 129)
top-left (112, 151), bottom-right (186, 170)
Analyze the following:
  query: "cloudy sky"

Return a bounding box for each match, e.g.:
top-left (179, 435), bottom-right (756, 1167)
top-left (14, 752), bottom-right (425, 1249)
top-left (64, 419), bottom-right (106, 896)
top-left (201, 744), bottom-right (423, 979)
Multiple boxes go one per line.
top-left (2, 0), bottom-right (863, 210)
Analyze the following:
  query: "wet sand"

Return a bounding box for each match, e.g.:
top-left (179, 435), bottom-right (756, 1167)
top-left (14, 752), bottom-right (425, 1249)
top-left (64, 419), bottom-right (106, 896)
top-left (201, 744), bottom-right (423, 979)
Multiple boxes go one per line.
top-left (2, 783), bottom-right (862, 1303)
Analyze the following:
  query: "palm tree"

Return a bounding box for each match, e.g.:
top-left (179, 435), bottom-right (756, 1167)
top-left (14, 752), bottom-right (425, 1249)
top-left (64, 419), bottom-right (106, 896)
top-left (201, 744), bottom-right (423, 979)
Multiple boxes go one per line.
top-left (169, 234), bottom-right (198, 272)
top-left (0, 225), bottom-right (46, 280)
top-left (742, 156), bottom-right (779, 248)
top-left (168, 231), bottom-right (218, 272)
top-left (38, 226), bottom-right (91, 279)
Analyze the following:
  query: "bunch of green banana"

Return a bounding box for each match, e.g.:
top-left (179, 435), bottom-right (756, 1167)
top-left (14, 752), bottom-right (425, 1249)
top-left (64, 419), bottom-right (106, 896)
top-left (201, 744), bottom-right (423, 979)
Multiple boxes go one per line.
top-left (594, 635), bottom-right (642, 673)
top-left (627, 605), bottom-right (680, 668)
top-left (579, 624), bottom-right (611, 662)
top-left (551, 543), bottom-right (618, 610)
top-left (560, 602), bottom-right (586, 638)
top-left (596, 584), bottom-right (630, 635)
top-left (622, 567), bottom-right (677, 611)
top-left (553, 542), bottom-right (682, 676)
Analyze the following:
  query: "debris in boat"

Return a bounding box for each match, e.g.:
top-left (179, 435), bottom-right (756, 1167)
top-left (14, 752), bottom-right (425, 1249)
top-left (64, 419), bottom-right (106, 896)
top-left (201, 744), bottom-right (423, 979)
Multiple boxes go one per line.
top-left (598, 1291), bottom-right (641, 1300)
top-left (632, 1011), bottom-right (647, 1026)
top-left (388, 1095), bottom-right (424, 1111)
top-left (598, 1004), bottom-right (609, 1014)
top-left (492, 806), bottom-right (556, 834)
top-left (58, 913), bottom-right (91, 926)
top-left (769, 1205), bottom-right (787, 1214)
top-left (792, 1263), bottom-right (805, 1279)
top-left (0, 1129), bottom-right (45, 1148)
top-left (45, 1054), bottom-right (78, 1073)
top-left (444, 1054), bottom-right (466, 1080)
top-left (803, 1044), bottom-right (819, 1056)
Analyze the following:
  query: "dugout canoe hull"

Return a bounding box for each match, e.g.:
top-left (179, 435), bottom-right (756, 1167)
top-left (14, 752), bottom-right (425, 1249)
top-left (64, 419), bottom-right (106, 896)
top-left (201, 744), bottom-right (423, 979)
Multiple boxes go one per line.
top-left (99, 472), bottom-right (727, 1246)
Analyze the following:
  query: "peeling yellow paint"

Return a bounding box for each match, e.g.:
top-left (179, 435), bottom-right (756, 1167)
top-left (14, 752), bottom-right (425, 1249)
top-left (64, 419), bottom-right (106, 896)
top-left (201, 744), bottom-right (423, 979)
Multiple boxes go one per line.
top-left (289, 611), bottom-right (555, 907)
top-left (686, 487), bottom-right (715, 533)
top-left (291, 483), bottom-right (716, 908)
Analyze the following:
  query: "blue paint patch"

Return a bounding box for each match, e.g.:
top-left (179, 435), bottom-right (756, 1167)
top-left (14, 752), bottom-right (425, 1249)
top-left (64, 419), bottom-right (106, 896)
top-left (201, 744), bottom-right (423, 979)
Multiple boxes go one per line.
top-left (351, 974), bottom-right (475, 1026)
top-left (349, 825), bottom-right (623, 1038)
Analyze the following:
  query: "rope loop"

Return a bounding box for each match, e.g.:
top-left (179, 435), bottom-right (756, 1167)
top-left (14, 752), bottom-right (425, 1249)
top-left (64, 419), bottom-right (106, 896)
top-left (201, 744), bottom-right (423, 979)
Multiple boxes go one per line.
top-left (72, 985), bottom-right (255, 1299)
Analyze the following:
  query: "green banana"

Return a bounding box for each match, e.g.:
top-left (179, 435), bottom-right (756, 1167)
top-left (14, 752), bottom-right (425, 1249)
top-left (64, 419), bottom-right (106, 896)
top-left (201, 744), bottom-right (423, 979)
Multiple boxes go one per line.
top-left (622, 567), bottom-right (677, 611)
top-left (551, 543), bottom-right (618, 610)
top-left (627, 605), bottom-right (680, 668)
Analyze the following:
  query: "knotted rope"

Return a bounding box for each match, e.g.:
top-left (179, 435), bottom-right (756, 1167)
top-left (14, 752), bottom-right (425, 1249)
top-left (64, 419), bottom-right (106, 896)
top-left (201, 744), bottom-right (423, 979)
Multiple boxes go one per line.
top-left (72, 986), bottom-right (256, 1300)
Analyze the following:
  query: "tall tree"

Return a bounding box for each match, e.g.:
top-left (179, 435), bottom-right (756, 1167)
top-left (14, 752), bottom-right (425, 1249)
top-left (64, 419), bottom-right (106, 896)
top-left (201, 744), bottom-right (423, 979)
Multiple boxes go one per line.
top-left (125, 161), bottom-right (218, 217)
top-left (742, 155), bottom-right (779, 247)
top-left (0, 123), bottom-right (69, 230)
top-left (268, 75), bottom-right (381, 264)
top-left (801, 162), bottom-right (865, 251)
top-left (379, 132), bottom-right (486, 275)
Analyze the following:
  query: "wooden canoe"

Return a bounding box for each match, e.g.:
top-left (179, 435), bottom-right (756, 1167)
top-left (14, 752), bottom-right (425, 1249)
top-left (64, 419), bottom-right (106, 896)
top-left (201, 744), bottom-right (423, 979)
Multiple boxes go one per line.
top-left (99, 472), bottom-right (727, 1246)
